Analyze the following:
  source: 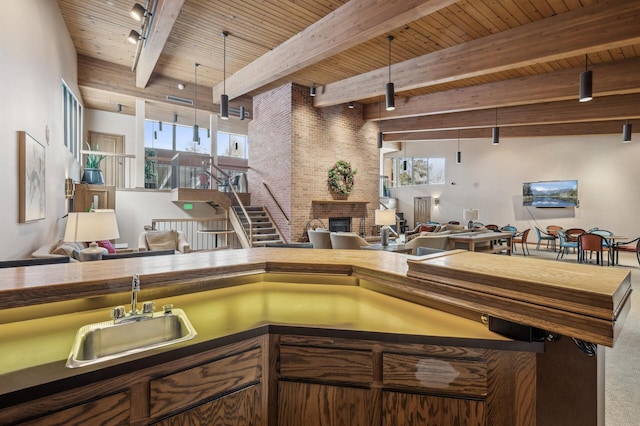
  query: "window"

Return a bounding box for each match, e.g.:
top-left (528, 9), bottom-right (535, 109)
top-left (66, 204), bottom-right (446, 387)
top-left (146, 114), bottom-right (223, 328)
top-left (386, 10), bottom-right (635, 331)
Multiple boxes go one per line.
top-left (144, 120), bottom-right (210, 154)
top-left (62, 82), bottom-right (82, 159)
top-left (217, 132), bottom-right (248, 159)
top-left (396, 157), bottom-right (445, 186)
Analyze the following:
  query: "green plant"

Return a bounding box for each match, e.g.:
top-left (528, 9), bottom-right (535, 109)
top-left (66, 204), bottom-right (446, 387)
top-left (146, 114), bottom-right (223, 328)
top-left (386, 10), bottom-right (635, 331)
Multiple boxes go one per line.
top-left (328, 160), bottom-right (356, 196)
top-left (85, 142), bottom-right (105, 169)
top-left (145, 148), bottom-right (158, 180)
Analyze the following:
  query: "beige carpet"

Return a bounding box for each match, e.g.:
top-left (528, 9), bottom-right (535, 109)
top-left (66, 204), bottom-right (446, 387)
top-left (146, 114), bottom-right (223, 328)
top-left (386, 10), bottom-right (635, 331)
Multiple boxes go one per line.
top-left (521, 246), bottom-right (639, 425)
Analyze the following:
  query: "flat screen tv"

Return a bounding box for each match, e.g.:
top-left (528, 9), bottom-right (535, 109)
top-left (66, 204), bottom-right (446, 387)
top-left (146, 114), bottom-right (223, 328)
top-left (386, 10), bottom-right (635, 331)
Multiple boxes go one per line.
top-left (522, 180), bottom-right (578, 208)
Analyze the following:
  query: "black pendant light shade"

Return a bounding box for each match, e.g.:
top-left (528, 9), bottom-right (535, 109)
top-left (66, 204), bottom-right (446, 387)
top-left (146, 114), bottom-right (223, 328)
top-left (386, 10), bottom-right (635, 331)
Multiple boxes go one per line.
top-left (192, 124), bottom-right (199, 142)
top-left (579, 54), bottom-right (592, 102)
top-left (220, 31), bottom-right (229, 120)
top-left (220, 94), bottom-right (229, 120)
top-left (492, 127), bottom-right (500, 145)
top-left (240, 105), bottom-right (246, 121)
top-left (456, 151), bottom-right (462, 164)
top-left (385, 35), bottom-right (395, 111)
top-left (310, 83), bottom-right (316, 97)
top-left (193, 62), bottom-right (199, 142)
top-left (623, 122), bottom-right (632, 143)
top-left (377, 131), bottom-right (383, 148)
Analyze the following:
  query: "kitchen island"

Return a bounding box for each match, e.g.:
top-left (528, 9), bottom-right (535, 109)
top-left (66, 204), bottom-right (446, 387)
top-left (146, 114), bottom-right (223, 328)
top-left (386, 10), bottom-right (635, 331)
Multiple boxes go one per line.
top-left (0, 248), bottom-right (631, 425)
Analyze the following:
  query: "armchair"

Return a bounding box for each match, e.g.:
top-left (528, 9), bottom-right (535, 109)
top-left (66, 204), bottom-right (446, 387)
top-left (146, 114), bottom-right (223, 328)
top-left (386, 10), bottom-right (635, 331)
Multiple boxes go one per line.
top-left (307, 229), bottom-right (332, 249)
top-left (329, 232), bottom-right (371, 250)
top-left (535, 227), bottom-right (556, 251)
top-left (138, 230), bottom-right (191, 253)
top-left (512, 228), bottom-right (530, 255)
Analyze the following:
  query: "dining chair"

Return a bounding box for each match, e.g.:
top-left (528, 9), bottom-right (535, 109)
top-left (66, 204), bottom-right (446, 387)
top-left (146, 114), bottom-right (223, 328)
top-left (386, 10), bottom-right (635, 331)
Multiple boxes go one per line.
top-left (535, 227), bottom-right (556, 251)
top-left (512, 228), bottom-right (530, 255)
top-left (546, 225), bottom-right (562, 237)
top-left (578, 233), bottom-right (609, 266)
top-left (556, 230), bottom-right (578, 260)
top-left (564, 228), bottom-right (585, 243)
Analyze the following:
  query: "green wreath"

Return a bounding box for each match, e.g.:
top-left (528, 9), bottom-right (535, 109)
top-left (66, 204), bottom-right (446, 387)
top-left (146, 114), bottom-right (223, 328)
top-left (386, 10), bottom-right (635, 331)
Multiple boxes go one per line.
top-left (328, 160), bottom-right (357, 196)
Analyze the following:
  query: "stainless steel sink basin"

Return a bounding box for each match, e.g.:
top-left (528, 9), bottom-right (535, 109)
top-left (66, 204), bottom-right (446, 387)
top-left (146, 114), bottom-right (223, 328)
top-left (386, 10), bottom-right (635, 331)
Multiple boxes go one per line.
top-left (66, 308), bottom-right (197, 368)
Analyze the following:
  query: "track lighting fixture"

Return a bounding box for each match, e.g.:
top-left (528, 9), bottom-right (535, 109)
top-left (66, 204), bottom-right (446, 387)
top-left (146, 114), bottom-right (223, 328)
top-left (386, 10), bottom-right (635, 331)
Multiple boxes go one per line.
top-left (193, 63), bottom-right (200, 143)
top-left (127, 29), bottom-right (143, 44)
top-left (579, 54), bottom-right (592, 102)
top-left (492, 108), bottom-right (500, 145)
top-left (623, 121), bottom-right (632, 143)
top-left (220, 31), bottom-right (229, 120)
top-left (130, 3), bottom-right (150, 21)
top-left (385, 35), bottom-right (395, 111)
top-left (310, 83), bottom-right (316, 97)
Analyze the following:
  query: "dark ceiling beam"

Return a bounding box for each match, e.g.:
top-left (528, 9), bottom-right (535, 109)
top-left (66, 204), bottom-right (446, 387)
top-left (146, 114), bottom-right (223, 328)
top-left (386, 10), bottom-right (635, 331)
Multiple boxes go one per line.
top-left (380, 93), bottom-right (640, 134)
top-left (316, 0), bottom-right (640, 108)
top-left (135, 0), bottom-right (185, 88)
top-left (364, 57), bottom-right (640, 121)
top-left (210, 0), bottom-right (458, 101)
top-left (383, 121), bottom-right (633, 142)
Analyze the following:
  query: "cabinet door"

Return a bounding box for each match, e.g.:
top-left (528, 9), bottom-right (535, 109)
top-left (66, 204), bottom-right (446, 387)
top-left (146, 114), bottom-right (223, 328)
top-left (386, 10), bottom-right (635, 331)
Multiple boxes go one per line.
top-left (18, 391), bottom-right (130, 426)
top-left (383, 391), bottom-right (485, 426)
top-left (278, 381), bottom-right (375, 426)
top-left (153, 385), bottom-right (261, 426)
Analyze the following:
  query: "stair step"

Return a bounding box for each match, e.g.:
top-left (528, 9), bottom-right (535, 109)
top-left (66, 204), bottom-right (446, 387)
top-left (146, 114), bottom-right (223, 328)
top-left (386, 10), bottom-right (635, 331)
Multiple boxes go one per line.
top-left (253, 227), bottom-right (276, 234)
top-left (252, 233), bottom-right (280, 241)
top-left (253, 239), bottom-right (283, 247)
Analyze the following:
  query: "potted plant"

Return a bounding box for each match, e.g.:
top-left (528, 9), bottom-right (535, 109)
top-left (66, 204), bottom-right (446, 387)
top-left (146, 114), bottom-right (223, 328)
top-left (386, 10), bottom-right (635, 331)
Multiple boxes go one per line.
top-left (145, 148), bottom-right (158, 189)
top-left (82, 142), bottom-right (106, 185)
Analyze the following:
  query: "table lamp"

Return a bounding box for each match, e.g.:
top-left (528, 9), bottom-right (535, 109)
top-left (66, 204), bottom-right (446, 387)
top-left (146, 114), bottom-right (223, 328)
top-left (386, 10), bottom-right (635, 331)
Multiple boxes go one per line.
top-left (375, 209), bottom-right (396, 247)
top-left (64, 209), bottom-right (120, 261)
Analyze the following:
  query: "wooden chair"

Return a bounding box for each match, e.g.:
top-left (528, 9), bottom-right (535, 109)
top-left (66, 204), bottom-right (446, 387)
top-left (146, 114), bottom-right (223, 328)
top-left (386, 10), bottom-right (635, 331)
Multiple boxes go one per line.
top-left (578, 233), bottom-right (609, 266)
top-left (615, 237), bottom-right (640, 266)
top-left (564, 228), bottom-right (585, 243)
top-left (512, 228), bottom-right (530, 255)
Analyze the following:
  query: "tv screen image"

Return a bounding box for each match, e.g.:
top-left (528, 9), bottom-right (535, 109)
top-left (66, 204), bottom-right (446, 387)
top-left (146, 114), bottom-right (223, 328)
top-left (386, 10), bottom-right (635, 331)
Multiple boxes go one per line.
top-left (522, 180), bottom-right (578, 207)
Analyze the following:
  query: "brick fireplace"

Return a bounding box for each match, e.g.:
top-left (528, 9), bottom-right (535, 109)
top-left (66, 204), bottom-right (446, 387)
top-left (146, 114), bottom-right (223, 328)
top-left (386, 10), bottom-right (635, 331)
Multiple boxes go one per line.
top-left (248, 83), bottom-right (380, 242)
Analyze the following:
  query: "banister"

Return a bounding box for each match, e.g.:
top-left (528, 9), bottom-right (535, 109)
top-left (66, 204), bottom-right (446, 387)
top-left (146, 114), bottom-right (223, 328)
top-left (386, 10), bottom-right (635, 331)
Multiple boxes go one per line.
top-left (262, 182), bottom-right (290, 224)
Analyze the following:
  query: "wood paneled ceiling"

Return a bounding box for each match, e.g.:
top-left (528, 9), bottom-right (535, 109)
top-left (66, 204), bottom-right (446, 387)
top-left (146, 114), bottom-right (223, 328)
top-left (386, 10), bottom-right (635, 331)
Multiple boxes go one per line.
top-left (57, 0), bottom-right (640, 141)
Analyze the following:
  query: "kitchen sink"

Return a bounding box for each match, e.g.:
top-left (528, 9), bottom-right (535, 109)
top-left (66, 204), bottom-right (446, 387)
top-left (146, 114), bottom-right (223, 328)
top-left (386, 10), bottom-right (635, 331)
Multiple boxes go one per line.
top-left (66, 308), bottom-right (197, 368)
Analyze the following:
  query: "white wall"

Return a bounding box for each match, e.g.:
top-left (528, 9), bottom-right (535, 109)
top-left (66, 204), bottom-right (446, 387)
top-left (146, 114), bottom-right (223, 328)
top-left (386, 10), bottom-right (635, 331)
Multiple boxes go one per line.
top-left (387, 133), bottom-right (640, 237)
top-left (0, 1), bottom-right (81, 259)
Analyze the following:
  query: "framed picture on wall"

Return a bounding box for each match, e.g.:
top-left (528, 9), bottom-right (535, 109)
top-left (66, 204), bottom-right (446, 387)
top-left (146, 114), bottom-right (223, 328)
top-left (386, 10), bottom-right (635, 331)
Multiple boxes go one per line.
top-left (18, 131), bottom-right (46, 223)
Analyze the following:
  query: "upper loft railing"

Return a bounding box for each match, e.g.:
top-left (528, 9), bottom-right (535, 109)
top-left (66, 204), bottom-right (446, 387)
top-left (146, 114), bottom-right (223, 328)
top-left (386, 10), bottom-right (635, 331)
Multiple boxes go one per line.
top-left (81, 150), bottom-right (136, 189)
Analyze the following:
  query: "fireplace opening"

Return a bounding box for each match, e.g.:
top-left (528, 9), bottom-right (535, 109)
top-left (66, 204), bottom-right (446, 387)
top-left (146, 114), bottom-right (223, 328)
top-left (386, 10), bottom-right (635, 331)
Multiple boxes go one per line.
top-left (329, 217), bottom-right (351, 233)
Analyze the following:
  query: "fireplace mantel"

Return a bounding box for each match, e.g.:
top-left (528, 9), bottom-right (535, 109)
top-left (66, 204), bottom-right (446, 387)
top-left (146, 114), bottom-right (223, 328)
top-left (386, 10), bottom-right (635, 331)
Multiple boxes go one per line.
top-left (312, 200), bottom-right (370, 205)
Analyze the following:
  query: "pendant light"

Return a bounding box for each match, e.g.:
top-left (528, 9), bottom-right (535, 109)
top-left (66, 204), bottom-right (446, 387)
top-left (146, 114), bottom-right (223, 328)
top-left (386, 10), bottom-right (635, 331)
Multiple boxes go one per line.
top-left (377, 96), bottom-right (383, 148)
top-left (240, 105), bottom-right (246, 121)
top-left (579, 54), bottom-right (592, 102)
top-left (492, 108), bottom-right (500, 145)
top-left (385, 35), bottom-right (395, 111)
top-left (310, 83), bottom-right (316, 97)
top-left (456, 130), bottom-right (462, 164)
top-left (192, 63), bottom-right (200, 143)
top-left (220, 31), bottom-right (229, 120)
top-left (623, 121), bottom-right (632, 143)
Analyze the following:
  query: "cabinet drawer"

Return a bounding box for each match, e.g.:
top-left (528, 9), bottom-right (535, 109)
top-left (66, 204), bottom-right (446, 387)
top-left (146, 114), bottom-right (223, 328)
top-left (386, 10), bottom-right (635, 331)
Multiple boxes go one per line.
top-left (280, 346), bottom-right (372, 385)
top-left (383, 353), bottom-right (487, 397)
top-left (150, 347), bottom-right (262, 419)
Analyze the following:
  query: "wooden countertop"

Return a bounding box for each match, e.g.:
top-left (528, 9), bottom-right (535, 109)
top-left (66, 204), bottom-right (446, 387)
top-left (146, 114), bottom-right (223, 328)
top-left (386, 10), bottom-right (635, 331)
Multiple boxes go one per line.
top-left (0, 248), bottom-right (631, 347)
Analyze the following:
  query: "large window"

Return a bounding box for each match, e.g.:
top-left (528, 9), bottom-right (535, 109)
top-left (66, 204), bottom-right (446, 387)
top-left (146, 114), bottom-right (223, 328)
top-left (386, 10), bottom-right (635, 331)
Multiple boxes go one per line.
top-left (144, 120), bottom-right (210, 154)
top-left (396, 157), bottom-right (445, 186)
top-left (217, 132), bottom-right (248, 159)
top-left (62, 82), bottom-right (82, 159)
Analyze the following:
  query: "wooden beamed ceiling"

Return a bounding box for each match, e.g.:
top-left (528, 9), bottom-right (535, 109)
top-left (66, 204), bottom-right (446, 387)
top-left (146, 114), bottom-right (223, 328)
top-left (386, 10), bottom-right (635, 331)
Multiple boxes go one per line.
top-left (57, 0), bottom-right (640, 141)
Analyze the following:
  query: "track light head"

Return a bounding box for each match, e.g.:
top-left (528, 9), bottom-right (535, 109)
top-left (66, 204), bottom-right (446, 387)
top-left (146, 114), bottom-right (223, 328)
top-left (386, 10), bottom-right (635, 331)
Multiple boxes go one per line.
top-left (130, 3), bottom-right (147, 21)
top-left (127, 30), bottom-right (143, 44)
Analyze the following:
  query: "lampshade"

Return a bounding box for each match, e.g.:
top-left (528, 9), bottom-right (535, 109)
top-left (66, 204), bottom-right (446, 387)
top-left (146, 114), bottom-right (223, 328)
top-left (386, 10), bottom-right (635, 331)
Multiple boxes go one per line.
top-left (64, 210), bottom-right (119, 260)
top-left (463, 208), bottom-right (479, 222)
top-left (377, 131), bottom-right (383, 148)
top-left (220, 94), bottom-right (229, 120)
top-left (375, 209), bottom-right (396, 226)
top-left (492, 127), bottom-right (500, 145)
top-left (579, 70), bottom-right (592, 102)
top-left (310, 83), bottom-right (316, 97)
top-left (221, 31), bottom-right (229, 119)
top-left (385, 35), bottom-right (395, 111)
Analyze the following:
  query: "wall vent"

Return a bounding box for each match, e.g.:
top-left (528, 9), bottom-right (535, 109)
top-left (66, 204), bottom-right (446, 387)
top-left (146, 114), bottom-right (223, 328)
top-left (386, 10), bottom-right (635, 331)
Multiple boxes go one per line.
top-left (166, 95), bottom-right (194, 105)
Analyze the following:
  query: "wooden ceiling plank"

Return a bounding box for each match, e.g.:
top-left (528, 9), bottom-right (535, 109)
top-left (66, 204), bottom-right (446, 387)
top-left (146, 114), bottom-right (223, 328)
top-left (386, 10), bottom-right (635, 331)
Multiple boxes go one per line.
top-left (365, 57), bottom-right (640, 120)
top-left (135, 0), bottom-right (186, 88)
top-left (210, 0), bottom-right (459, 101)
top-left (380, 93), bottom-right (640, 133)
top-left (314, 0), bottom-right (640, 107)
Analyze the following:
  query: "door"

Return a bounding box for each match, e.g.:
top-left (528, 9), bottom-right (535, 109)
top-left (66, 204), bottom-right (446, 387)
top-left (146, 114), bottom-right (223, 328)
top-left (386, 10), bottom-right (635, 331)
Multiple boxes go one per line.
top-left (88, 132), bottom-right (125, 187)
top-left (414, 196), bottom-right (431, 227)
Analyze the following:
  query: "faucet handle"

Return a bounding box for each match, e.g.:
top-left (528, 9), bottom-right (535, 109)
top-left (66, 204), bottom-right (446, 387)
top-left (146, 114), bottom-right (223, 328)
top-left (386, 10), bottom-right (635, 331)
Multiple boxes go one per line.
top-left (142, 301), bottom-right (156, 314)
top-left (163, 304), bottom-right (174, 314)
top-left (111, 306), bottom-right (126, 321)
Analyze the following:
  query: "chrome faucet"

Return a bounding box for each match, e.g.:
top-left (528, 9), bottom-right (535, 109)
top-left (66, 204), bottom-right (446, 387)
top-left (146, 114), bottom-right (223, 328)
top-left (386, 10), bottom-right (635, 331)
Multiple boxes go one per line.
top-left (131, 273), bottom-right (140, 315)
top-left (111, 273), bottom-right (155, 323)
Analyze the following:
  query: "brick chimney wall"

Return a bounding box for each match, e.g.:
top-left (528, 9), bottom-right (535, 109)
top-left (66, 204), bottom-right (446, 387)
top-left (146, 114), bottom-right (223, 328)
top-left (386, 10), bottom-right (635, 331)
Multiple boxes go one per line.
top-left (249, 83), bottom-right (380, 243)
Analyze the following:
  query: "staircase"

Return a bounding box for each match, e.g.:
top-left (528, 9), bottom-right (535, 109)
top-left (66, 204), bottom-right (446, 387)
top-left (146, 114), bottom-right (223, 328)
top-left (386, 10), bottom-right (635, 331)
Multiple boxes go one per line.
top-left (232, 206), bottom-right (283, 247)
